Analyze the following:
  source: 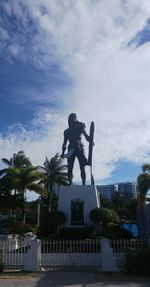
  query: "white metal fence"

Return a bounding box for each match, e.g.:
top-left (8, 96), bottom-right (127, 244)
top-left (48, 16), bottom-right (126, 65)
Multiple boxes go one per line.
top-left (110, 239), bottom-right (144, 269)
top-left (41, 239), bottom-right (101, 253)
top-left (41, 239), bottom-right (101, 268)
top-left (111, 239), bottom-right (144, 253)
top-left (0, 238), bottom-right (145, 271)
top-left (0, 240), bottom-right (30, 270)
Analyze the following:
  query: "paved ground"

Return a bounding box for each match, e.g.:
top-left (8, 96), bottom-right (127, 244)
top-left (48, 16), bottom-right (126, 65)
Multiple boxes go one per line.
top-left (0, 271), bottom-right (150, 287)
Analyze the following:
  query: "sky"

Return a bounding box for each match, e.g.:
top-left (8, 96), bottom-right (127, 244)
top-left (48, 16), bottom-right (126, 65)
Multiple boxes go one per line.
top-left (0, 0), bottom-right (150, 189)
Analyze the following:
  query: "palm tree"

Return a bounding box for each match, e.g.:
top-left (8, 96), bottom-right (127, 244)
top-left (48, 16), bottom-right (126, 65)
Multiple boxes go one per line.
top-left (137, 164), bottom-right (150, 240)
top-left (137, 164), bottom-right (150, 205)
top-left (0, 151), bottom-right (44, 223)
top-left (39, 153), bottom-right (69, 211)
top-left (1, 150), bottom-right (31, 168)
top-left (0, 165), bottom-right (44, 223)
top-left (1, 150), bottom-right (32, 196)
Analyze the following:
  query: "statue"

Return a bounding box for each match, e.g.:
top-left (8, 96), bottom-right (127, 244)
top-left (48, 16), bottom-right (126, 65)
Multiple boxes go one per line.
top-left (61, 113), bottom-right (94, 185)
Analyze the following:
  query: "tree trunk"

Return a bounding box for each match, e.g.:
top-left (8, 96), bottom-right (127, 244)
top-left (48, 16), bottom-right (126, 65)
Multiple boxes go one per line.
top-left (48, 183), bottom-right (53, 212)
top-left (21, 189), bottom-right (26, 224)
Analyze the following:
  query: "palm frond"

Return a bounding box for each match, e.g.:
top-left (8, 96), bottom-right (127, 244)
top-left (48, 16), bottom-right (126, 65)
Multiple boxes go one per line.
top-left (27, 183), bottom-right (45, 194)
top-left (142, 164), bottom-right (150, 174)
top-left (1, 158), bottom-right (11, 167)
top-left (137, 172), bottom-right (150, 204)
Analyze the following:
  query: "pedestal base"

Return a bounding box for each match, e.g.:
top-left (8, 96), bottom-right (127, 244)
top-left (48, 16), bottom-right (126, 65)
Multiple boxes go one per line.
top-left (58, 185), bottom-right (100, 228)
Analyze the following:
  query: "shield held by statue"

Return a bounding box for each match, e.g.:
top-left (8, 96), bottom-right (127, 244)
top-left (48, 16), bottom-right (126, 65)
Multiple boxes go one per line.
top-left (88, 121), bottom-right (95, 185)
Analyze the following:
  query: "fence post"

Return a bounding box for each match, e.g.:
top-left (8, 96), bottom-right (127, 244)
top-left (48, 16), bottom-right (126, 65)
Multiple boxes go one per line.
top-left (101, 239), bottom-right (118, 272)
top-left (24, 239), bottom-right (41, 271)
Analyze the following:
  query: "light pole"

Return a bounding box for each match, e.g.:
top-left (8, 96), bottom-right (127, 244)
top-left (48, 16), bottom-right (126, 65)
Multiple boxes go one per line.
top-left (37, 201), bottom-right (40, 227)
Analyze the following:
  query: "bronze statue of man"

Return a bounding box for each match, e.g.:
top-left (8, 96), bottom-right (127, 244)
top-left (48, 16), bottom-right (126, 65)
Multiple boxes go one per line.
top-left (61, 113), bottom-right (90, 185)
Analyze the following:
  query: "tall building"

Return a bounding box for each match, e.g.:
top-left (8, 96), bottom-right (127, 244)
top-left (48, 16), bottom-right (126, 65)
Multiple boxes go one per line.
top-left (96, 184), bottom-right (117, 201)
top-left (117, 182), bottom-right (138, 200)
top-left (96, 181), bottom-right (138, 201)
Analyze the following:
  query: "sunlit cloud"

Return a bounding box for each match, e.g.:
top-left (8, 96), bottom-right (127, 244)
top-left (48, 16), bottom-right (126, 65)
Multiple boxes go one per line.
top-left (0, 1), bottom-right (150, 184)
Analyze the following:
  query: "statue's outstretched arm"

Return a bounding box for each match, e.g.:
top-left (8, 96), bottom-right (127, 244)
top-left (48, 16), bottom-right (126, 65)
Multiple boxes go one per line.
top-left (83, 129), bottom-right (90, 142)
top-left (61, 131), bottom-right (68, 157)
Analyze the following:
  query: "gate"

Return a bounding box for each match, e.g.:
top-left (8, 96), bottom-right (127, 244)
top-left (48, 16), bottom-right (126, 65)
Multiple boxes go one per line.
top-left (0, 239), bottom-right (30, 270)
top-left (41, 239), bottom-right (101, 268)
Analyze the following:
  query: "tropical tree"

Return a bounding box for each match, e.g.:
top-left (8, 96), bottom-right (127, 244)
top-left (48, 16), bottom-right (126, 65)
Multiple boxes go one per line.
top-left (1, 150), bottom-right (32, 198)
top-left (142, 164), bottom-right (150, 174)
top-left (0, 152), bottom-right (44, 223)
top-left (37, 210), bottom-right (67, 237)
top-left (112, 190), bottom-right (124, 209)
top-left (39, 153), bottom-right (69, 211)
top-left (111, 190), bottom-right (138, 222)
top-left (13, 166), bottom-right (44, 222)
top-left (136, 164), bottom-right (150, 239)
top-left (137, 164), bottom-right (150, 205)
top-left (100, 194), bottom-right (113, 209)
top-left (1, 150), bottom-right (31, 168)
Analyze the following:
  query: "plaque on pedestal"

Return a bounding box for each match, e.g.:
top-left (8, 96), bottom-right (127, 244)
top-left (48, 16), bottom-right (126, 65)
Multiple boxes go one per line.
top-left (58, 185), bottom-right (100, 228)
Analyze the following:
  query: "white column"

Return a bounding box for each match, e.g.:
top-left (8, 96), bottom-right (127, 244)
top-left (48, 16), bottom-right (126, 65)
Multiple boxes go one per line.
top-left (24, 239), bottom-right (41, 271)
top-left (101, 239), bottom-right (118, 272)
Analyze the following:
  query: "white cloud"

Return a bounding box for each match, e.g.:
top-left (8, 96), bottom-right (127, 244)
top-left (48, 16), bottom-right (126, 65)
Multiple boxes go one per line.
top-left (1, 1), bottom-right (150, 184)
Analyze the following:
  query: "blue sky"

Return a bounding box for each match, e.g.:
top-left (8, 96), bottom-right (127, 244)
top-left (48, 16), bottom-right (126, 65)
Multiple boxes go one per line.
top-left (1, 1), bottom-right (150, 187)
top-left (0, 59), bottom-right (71, 132)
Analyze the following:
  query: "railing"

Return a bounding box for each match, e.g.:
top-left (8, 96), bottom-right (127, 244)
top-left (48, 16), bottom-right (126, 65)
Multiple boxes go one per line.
top-left (41, 239), bottom-right (101, 253)
top-left (111, 239), bottom-right (144, 253)
top-left (0, 238), bottom-right (146, 271)
top-left (0, 240), bottom-right (30, 270)
top-left (41, 239), bottom-right (101, 268)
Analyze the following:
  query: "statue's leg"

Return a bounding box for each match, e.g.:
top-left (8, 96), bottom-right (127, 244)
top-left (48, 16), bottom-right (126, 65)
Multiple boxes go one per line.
top-left (80, 164), bottom-right (86, 185)
top-left (68, 154), bottom-right (75, 185)
top-left (76, 147), bottom-right (87, 185)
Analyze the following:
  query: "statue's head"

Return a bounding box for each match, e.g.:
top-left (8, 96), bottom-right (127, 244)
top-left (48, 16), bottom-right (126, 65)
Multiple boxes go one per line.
top-left (68, 113), bottom-right (77, 126)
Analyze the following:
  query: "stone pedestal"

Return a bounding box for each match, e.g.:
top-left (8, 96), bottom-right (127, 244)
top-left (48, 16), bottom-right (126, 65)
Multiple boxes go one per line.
top-left (58, 185), bottom-right (100, 227)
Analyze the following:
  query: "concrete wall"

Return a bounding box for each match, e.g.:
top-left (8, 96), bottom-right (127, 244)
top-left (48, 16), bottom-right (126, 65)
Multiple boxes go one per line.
top-left (58, 185), bottom-right (100, 227)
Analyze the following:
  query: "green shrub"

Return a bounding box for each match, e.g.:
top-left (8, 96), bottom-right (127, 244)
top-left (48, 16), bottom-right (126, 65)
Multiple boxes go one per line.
top-left (11, 223), bottom-right (34, 235)
top-left (89, 207), bottom-right (119, 228)
top-left (59, 226), bottom-right (95, 239)
top-left (0, 262), bottom-right (4, 272)
top-left (102, 223), bottom-right (132, 239)
top-left (124, 242), bottom-right (150, 275)
top-left (48, 211), bottom-right (66, 226)
top-left (37, 210), bottom-right (66, 237)
top-left (0, 250), bottom-right (4, 273)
